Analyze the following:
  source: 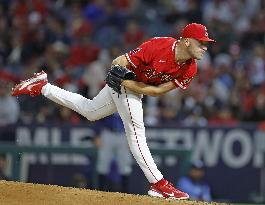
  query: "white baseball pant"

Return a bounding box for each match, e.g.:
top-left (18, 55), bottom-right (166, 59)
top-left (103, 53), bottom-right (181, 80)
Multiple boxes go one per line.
top-left (42, 83), bottom-right (163, 183)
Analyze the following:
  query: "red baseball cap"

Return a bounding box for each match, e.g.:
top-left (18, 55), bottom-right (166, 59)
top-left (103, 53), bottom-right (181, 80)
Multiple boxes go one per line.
top-left (181, 23), bottom-right (215, 42)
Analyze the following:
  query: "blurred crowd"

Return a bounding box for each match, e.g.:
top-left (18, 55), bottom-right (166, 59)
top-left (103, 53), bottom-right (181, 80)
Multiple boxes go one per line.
top-left (0, 0), bottom-right (265, 127)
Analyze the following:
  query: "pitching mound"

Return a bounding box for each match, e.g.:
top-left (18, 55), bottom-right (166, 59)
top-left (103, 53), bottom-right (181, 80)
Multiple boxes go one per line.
top-left (0, 180), bottom-right (229, 205)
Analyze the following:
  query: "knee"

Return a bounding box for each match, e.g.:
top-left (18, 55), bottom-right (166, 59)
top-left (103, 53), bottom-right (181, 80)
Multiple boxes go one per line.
top-left (86, 114), bottom-right (100, 121)
top-left (86, 117), bottom-right (97, 121)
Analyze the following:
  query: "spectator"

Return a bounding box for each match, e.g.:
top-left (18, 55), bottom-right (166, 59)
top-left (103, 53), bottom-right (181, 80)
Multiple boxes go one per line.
top-left (82, 48), bottom-right (112, 98)
top-left (0, 154), bottom-right (11, 181)
top-left (177, 160), bottom-right (212, 202)
top-left (123, 20), bottom-right (146, 50)
top-left (93, 113), bottom-right (132, 193)
top-left (65, 36), bottom-right (100, 68)
top-left (0, 0), bottom-right (265, 125)
top-left (0, 79), bottom-right (20, 141)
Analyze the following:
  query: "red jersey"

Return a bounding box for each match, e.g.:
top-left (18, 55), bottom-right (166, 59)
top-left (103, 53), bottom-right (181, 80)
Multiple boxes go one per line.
top-left (125, 37), bottom-right (197, 89)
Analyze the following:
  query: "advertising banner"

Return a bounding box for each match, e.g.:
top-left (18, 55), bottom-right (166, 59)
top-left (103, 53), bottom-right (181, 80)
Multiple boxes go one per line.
top-left (1, 123), bottom-right (264, 202)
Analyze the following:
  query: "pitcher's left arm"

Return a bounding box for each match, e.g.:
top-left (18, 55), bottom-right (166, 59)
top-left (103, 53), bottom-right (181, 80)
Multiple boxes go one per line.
top-left (122, 80), bottom-right (175, 96)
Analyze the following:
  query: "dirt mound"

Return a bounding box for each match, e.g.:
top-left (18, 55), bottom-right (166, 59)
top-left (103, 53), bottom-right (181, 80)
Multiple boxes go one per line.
top-left (0, 180), bottom-right (229, 205)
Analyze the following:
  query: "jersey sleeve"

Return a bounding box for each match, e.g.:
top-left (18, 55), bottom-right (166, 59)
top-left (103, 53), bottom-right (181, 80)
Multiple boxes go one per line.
top-left (125, 39), bottom-right (153, 68)
top-left (172, 63), bottom-right (197, 90)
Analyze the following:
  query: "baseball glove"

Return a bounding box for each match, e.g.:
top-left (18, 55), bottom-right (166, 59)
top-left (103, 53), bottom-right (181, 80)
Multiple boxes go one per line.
top-left (105, 65), bottom-right (136, 94)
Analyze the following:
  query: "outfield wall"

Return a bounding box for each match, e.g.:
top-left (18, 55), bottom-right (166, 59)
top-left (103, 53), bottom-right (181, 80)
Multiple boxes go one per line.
top-left (0, 123), bottom-right (264, 203)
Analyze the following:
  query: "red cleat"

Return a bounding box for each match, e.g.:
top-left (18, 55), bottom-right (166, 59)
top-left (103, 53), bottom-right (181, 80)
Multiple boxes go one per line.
top-left (148, 178), bottom-right (189, 200)
top-left (11, 71), bottom-right (48, 97)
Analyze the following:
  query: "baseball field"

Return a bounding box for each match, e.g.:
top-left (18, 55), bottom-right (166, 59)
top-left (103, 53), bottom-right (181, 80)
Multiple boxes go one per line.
top-left (0, 180), bottom-right (231, 205)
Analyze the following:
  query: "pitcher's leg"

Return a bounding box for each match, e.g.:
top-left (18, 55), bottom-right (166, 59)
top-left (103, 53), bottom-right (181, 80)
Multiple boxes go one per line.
top-left (42, 84), bottom-right (116, 121)
top-left (111, 87), bottom-right (163, 183)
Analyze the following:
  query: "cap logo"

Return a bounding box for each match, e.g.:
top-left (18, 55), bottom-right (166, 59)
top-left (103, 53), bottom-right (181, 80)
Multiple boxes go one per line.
top-left (204, 26), bottom-right (208, 37)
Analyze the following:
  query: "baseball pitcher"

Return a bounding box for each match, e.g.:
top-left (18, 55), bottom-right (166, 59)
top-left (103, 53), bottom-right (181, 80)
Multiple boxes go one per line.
top-left (11, 23), bottom-right (215, 200)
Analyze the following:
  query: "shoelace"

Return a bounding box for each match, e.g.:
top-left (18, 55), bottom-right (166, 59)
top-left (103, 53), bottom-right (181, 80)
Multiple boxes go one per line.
top-left (166, 182), bottom-right (183, 194)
